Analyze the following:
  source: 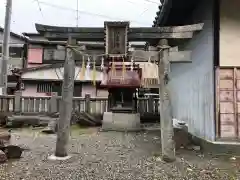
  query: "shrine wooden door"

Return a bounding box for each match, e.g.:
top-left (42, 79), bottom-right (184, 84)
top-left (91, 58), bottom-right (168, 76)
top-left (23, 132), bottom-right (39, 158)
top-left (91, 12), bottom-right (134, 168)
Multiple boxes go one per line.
top-left (216, 67), bottom-right (240, 139)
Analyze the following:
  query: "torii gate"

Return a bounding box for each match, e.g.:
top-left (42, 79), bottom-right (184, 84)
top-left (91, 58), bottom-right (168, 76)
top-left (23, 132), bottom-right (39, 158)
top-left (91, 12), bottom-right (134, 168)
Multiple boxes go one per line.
top-left (36, 22), bottom-right (203, 162)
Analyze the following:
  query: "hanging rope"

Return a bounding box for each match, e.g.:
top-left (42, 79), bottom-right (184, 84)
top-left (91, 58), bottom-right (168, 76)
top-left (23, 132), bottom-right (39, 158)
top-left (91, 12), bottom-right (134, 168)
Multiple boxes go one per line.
top-left (122, 56), bottom-right (126, 80)
top-left (92, 56), bottom-right (96, 86)
top-left (148, 56), bottom-right (152, 86)
top-left (111, 56), bottom-right (116, 75)
top-left (68, 46), bottom-right (160, 88)
top-left (100, 56), bottom-right (104, 70)
top-left (86, 56), bottom-right (91, 80)
top-left (79, 55), bottom-right (86, 80)
top-left (100, 56), bottom-right (105, 81)
top-left (130, 57), bottom-right (134, 71)
top-left (69, 46), bottom-right (159, 62)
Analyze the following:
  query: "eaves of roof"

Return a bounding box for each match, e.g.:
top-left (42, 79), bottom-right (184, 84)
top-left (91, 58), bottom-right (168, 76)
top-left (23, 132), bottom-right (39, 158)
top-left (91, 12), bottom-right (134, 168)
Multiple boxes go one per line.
top-left (20, 63), bottom-right (102, 74)
top-left (0, 26), bottom-right (28, 42)
top-left (153, 0), bottom-right (198, 27)
top-left (22, 32), bottom-right (42, 37)
top-left (153, 0), bottom-right (171, 27)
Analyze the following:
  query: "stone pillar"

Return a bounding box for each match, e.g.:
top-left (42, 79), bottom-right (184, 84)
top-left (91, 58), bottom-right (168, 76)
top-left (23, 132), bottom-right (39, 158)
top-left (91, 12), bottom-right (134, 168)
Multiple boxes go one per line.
top-left (54, 37), bottom-right (76, 159)
top-left (50, 92), bottom-right (58, 113)
top-left (148, 95), bottom-right (154, 113)
top-left (14, 91), bottom-right (22, 114)
top-left (85, 94), bottom-right (91, 113)
top-left (158, 39), bottom-right (175, 162)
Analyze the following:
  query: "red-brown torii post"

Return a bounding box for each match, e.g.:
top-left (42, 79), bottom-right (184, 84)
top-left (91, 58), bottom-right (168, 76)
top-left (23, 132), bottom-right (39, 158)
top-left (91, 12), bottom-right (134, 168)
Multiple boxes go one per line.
top-left (36, 22), bottom-right (203, 162)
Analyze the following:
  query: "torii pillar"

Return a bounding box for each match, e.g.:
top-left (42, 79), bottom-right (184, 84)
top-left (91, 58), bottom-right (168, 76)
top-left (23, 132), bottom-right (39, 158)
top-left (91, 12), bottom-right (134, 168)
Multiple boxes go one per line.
top-left (49, 37), bottom-right (76, 160)
top-left (158, 39), bottom-right (175, 162)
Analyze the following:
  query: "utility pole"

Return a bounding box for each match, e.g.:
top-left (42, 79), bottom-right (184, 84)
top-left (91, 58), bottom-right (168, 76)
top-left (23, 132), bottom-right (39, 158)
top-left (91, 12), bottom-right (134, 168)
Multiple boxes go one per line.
top-left (158, 39), bottom-right (175, 162)
top-left (0, 0), bottom-right (12, 95)
top-left (76, 0), bottom-right (79, 27)
top-left (54, 37), bottom-right (76, 158)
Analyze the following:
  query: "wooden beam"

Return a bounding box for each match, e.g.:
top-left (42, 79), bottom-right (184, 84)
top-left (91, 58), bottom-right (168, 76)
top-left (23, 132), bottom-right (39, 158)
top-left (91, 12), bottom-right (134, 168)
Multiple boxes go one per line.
top-left (35, 23), bottom-right (203, 33)
top-left (43, 31), bottom-right (193, 41)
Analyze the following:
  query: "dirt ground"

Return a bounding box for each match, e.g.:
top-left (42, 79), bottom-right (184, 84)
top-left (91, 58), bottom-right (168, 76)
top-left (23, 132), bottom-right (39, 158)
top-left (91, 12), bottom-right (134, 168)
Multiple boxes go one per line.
top-left (0, 127), bottom-right (239, 180)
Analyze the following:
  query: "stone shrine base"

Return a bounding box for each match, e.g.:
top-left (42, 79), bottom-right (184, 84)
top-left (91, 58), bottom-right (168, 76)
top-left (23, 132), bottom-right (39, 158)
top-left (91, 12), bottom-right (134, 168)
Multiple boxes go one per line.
top-left (102, 112), bottom-right (141, 132)
top-left (48, 155), bottom-right (71, 161)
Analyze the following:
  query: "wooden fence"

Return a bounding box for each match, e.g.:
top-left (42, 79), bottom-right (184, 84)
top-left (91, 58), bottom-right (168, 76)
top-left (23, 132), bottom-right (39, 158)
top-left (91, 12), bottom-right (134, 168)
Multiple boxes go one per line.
top-left (0, 92), bottom-right (160, 115)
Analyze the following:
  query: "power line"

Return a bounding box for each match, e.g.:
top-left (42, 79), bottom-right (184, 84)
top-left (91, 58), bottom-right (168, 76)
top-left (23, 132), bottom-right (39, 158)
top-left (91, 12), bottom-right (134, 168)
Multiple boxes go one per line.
top-left (34, 0), bottom-right (44, 19)
top-left (126, 0), bottom-right (160, 5)
top-left (37, 1), bottom-right (151, 26)
top-left (139, 8), bottom-right (150, 17)
top-left (143, 0), bottom-right (160, 4)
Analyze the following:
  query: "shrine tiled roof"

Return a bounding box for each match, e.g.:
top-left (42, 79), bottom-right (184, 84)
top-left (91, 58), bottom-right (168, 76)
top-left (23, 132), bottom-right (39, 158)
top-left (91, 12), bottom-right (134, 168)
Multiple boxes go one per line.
top-left (152, 0), bottom-right (165, 27)
top-left (153, 0), bottom-right (199, 27)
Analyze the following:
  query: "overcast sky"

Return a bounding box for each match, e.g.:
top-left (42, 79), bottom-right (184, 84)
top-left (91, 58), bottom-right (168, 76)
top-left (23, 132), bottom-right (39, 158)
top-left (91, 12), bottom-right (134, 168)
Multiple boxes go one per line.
top-left (0, 0), bottom-right (160, 35)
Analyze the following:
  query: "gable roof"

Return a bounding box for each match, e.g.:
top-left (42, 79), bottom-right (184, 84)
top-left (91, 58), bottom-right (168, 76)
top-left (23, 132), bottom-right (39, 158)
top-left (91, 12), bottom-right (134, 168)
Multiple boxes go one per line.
top-left (0, 27), bottom-right (28, 42)
top-left (22, 32), bottom-right (42, 37)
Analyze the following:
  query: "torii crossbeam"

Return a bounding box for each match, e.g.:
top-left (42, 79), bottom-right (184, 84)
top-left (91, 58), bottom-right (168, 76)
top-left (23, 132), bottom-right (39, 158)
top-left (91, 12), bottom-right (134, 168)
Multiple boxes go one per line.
top-left (35, 22), bottom-right (203, 41)
top-left (38, 22), bottom-right (203, 63)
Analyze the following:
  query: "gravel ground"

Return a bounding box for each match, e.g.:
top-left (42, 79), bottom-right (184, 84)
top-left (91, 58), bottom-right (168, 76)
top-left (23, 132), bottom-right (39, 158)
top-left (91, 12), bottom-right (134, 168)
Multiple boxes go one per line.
top-left (0, 127), bottom-right (239, 180)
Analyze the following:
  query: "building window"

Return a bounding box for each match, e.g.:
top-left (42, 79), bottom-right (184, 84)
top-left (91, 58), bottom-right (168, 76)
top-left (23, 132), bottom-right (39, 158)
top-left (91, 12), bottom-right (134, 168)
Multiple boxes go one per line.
top-left (28, 48), bottom-right (43, 63)
top-left (9, 47), bottom-right (23, 58)
top-left (0, 46), bottom-right (23, 58)
top-left (37, 82), bottom-right (52, 93)
top-left (43, 47), bottom-right (66, 61)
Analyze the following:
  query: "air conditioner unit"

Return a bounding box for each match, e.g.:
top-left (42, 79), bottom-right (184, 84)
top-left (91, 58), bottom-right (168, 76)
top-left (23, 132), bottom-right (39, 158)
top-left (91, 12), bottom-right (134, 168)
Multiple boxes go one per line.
top-left (20, 83), bottom-right (25, 90)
